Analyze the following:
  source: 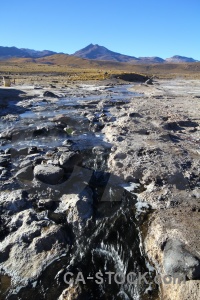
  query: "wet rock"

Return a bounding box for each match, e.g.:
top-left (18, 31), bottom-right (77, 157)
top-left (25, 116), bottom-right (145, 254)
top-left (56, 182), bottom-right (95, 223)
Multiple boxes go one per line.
top-left (28, 146), bottom-right (38, 154)
top-left (6, 148), bottom-right (17, 158)
top-left (9, 148), bottom-right (29, 158)
top-left (19, 153), bottom-right (43, 168)
top-left (56, 146), bottom-right (71, 152)
top-left (1, 114), bottom-right (19, 121)
top-left (92, 145), bottom-right (106, 155)
top-left (46, 156), bottom-right (60, 166)
top-left (59, 151), bottom-right (82, 172)
top-left (34, 164), bottom-right (64, 185)
top-left (52, 114), bottom-right (68, 123)
top-left (87, 114), bottom-right (98, 122)
top-left (45, 152), bottom-right (60, 166)
top-left (18, 148), bottom-right (30, 156)
top-left (43, 91), bottom-right (58, 98)
top-left (90, 122), bottom-right (104, 132)
top-left (33, 127), bottom-right (48, 137)
top-left (0, 167), bottom-right (10, 180)
top-left (0, 155), bottom-right (10, 167)
top-left (163, 239), bottom-right (200, 279)
top-left (37, 199), bottom-right (54, 209)
top-left (15, 165), bottom-right (34, 181)
top-left (26, 153), bottom-right (43, 160)
top-left (55, 187), bottom-right (93, 224)
top-left (19, 160), bottom-right (33, 168)
top-left (62, 139), bottom-right (74, 147)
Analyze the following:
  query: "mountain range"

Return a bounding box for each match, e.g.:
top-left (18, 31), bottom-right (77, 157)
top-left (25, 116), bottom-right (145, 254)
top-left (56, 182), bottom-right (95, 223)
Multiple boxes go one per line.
top-left (0, 46), bottom-right (59, 59)
top-left (73, 44), bottom-right (198, 63)
top-left (0, 44), bottom-right (198, 63)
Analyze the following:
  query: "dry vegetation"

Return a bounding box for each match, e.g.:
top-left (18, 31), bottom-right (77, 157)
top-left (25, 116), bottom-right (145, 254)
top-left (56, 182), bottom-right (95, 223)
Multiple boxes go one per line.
top-left (1, 54), bottom-right (200, 83)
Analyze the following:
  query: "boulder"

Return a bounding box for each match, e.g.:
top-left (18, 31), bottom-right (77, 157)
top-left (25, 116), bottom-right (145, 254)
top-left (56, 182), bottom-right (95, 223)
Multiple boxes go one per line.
top-left (43, 91), bottom-right (58, 98)
top-left (34, 164), bottom-right (64, 185)
top-left (163, 239), bottom-right (200, 280)
top-left (55, 187), bottom-right (93, 224)
top-left (15, 165), bottom-right (34, 181)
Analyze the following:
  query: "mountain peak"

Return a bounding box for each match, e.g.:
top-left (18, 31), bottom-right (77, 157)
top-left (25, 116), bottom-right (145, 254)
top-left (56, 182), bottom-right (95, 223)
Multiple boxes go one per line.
top-left (73, 44), bottom-right (138, 62)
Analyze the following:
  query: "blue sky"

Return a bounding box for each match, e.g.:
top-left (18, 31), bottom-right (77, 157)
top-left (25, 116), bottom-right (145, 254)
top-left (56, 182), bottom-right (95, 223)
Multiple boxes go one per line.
top-left (1, 0), bottom-right (200, 59)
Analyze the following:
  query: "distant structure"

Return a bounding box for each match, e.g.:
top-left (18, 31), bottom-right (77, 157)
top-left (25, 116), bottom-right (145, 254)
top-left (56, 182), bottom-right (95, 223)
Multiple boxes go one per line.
top-left (3, 76), bottom-right (11, 87)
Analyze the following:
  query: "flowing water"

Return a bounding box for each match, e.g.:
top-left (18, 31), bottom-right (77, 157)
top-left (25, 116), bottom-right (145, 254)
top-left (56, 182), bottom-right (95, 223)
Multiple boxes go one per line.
top-left (1, 84), bottom-right (158, 299)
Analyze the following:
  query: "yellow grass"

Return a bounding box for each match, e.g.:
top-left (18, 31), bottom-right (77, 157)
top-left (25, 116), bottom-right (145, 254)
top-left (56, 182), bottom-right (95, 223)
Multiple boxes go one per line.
top-left (1, 54), bottom-right (200, 81)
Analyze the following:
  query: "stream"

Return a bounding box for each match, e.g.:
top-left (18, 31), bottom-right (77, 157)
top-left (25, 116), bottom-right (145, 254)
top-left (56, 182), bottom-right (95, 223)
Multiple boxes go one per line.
top-left (0, 84), bottom-right (158, 300)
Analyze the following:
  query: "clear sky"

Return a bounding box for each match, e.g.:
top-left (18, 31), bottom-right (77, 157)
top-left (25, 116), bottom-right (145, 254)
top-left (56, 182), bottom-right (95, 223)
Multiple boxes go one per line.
top-left (1, 0), bottom-right (200, 59)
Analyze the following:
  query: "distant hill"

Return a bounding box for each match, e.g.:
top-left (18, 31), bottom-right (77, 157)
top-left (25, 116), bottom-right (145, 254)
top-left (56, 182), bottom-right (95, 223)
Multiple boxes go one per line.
top-left (2, 54), bottom-right (200, 81)
top-left (73, 43), bottom-right (139, 62)
top-left (138, 57), bottom-right (165, 63)
top-left (0, 46), bottom-right (59, 59)
top-left (165, 55), bottom-right (198, 63)
top-left (20, 48), bottom-right (58, 58)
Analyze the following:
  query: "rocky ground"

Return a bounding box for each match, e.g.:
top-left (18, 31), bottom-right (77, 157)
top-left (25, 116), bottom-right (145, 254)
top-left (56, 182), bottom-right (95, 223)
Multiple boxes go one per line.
top-left (102, 79), bottom-right (200, 299)
top-left (0, 77), bottom-right (199, 299)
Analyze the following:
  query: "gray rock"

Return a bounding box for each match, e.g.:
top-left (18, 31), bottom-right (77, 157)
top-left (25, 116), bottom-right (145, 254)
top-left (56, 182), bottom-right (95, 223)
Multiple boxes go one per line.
top-left (1, 114), bottom-right (19, 121)
top-left (43, 91), bottom-right (58, 98)
top-left (163, 239), bottom-right (200, 279)
top-left (59, 151), bottom-right (82, 171)
top-left (0, 155), bottom-right (10, 167)
top-left (0, 209), bottom-right (69, 288)
top-left (15, 148), bottom-right (29, 156)
top-left (19, 160), bottom-right (33, 168)
top-left (145, 78), bottom-right (153, 85)
top-left (128, 112), bottom-right (142, 118)
top-left (37, 199), bottom-right (54, 209)
top-left (19, 154), bottom-right (43, 168)
top-left (0, 190), bottom-right (28, 213)
top-left (15, 165), bottom-right (34, 181)
top-left (28, 147), bottom-right (38, 155)
top-left (92, 146), bottom-right (105, 155)
top-left (114, 152), bottom-right (127, 160)
top-left (55, 187), bottom-right (93, 224)
top-left (47, 211), bottom-right (66, 224)
top-left (34, 164), bottom-right (64, 185)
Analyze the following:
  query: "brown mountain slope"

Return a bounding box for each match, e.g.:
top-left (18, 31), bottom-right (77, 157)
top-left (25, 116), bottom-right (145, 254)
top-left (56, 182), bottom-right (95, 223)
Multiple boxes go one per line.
top-left (1, 54), bottom-right (200, 79)
top-left (73, 43), bottom-right (139, 62)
